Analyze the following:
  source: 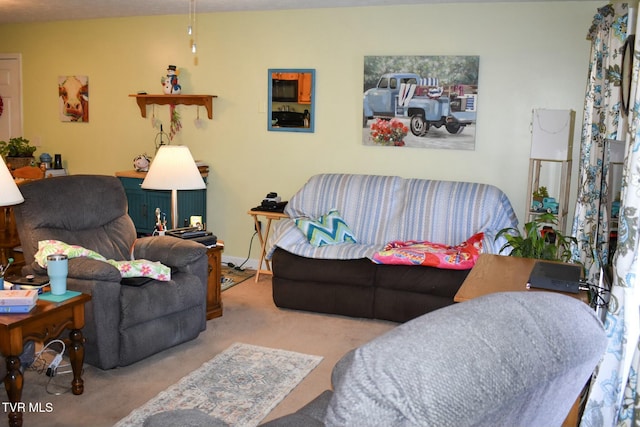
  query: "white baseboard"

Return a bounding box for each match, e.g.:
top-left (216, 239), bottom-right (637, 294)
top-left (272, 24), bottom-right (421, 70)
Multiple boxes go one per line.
top-left (221, 255), bottom-right (259, 271)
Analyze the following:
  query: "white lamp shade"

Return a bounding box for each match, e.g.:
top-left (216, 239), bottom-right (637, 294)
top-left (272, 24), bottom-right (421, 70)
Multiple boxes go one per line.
top-left (141, 145), bottom-right (205, 190)
top-left (0, 158), bottom-right (24, 206)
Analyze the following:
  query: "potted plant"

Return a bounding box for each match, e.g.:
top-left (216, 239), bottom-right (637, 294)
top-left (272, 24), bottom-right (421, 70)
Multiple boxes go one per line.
top-left (0, 137), bottom-right (37, 169)
top-left (495, 212), bottom-right (577, 262)
top-left (531, 186), bottom-right (549, 211)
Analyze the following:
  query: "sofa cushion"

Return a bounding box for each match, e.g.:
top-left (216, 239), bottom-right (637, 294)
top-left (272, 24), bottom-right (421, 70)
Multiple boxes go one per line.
top-left (295, 209), bottom-right (357, 246)
top-left (119, 271), bottom-right (205, 328)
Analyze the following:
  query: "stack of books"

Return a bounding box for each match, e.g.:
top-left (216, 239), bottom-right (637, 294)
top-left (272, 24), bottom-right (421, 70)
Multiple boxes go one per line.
top-left (0, 289), bottom-right (39, 313)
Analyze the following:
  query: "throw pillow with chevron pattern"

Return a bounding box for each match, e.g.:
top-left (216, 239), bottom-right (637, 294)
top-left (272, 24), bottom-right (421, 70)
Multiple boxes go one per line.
top-left (295, 209), bottom-right (357, 247)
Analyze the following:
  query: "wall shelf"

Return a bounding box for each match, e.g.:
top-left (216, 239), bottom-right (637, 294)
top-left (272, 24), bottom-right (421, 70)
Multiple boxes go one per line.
top-left (129, 94), bottom-right (217, 119)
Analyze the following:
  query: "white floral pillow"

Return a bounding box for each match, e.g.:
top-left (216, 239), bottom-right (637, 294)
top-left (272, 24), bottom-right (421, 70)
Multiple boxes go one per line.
top-left (35, 240), bottom-right (171, 281)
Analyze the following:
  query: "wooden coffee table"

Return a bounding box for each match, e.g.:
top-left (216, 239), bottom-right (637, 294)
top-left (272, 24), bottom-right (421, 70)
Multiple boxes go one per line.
top-left (0, 292), bottom-right (91, 427)
top-left (454, 254), bottom-right (588, 303)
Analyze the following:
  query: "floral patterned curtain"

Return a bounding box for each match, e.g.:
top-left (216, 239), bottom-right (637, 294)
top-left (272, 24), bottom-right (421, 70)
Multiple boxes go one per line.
top-left (571, 3), bottom-right (626, 285)
top-left (581, 3), bottom-right (640, 426)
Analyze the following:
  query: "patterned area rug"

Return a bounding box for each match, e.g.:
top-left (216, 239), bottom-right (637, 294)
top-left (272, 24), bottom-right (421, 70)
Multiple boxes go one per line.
top-left (114, 343), bottom-right (323, 427)
top-left (221, 266), bottom-right (256, 291)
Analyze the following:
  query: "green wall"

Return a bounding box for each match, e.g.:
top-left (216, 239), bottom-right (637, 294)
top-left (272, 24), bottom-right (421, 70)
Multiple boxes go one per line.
top-left (0, 2), bottom-right (600, 261)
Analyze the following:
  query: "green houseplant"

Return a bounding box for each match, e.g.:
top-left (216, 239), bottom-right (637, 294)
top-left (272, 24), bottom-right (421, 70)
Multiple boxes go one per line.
top-left (532, 186), bottom-right (549, 200)
top-left (495, 212), bottom-right (577, 262)
top-left (0, 137), bottom-right (36, 158)
top-left (0, 137), bottom-right (37, 168)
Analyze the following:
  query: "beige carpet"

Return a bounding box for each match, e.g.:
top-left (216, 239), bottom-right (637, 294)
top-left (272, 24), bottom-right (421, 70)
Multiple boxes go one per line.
top-left (16, 276), bottom-right (397, 427)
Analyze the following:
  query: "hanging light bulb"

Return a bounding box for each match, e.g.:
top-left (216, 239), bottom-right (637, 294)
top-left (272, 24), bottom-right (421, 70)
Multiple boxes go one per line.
top-left (192, 0), bottom-right (197, 55)
top-left (187, 0), bottom-right (198, 62)
top-left (187, 0), bottom-right (194, 35)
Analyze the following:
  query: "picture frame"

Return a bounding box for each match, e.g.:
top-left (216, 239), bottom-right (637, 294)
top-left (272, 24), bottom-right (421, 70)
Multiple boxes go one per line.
top-left (268, 68), bottom-right (315, 133)
top-left (363, 55), bottom-right (479, 150)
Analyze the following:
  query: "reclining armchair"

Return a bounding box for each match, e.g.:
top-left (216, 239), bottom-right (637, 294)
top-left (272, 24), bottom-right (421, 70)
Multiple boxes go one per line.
top-left (13, 175), bottom-right (208, 369)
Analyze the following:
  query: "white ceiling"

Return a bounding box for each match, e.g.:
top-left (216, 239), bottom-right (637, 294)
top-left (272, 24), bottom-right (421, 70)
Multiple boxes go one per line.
top-left (0, 0), bottom-right (579, 25)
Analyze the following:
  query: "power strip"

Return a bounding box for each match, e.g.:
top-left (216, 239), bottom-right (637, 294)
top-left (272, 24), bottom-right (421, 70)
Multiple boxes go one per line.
top-left (46, 353), bottom-right (63, 377)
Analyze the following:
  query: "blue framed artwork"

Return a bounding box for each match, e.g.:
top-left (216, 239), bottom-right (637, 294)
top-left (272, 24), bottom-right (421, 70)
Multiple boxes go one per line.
top-left (268, 68), bottom-right (315, 133)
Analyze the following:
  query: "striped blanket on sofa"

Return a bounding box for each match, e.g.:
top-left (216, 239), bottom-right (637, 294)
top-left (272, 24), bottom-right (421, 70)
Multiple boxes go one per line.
top-left (267, 173), bottom-right (518, 262)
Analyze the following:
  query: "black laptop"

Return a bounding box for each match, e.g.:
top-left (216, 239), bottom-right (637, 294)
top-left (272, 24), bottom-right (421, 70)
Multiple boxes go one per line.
top-left (527, 261), bottom-right (581, 294)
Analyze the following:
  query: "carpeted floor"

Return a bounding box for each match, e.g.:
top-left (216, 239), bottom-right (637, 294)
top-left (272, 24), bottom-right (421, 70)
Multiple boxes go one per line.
top-left (115, 343), bottom-right (322, 427)
top-left (16, 276), bottom-right (396, 427)
top-left (221, 265), bottom-right (256, 291)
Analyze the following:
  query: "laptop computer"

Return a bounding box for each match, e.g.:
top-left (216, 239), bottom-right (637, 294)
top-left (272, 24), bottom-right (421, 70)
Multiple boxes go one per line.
top-left (527, 260), bottom-right (581, 294)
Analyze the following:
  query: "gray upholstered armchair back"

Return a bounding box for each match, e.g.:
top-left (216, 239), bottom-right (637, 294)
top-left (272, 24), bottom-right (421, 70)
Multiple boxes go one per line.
top-left (15, 174), bottom-right (136, 264)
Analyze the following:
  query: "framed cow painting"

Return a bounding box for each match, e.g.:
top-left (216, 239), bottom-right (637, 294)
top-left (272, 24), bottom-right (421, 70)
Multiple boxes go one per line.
top-left (58, 75), bottom-right (89, 122)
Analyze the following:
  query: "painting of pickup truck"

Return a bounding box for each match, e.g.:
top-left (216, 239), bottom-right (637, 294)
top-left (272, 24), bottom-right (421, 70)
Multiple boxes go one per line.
top-left (363, 55), bottom-right (479, 149)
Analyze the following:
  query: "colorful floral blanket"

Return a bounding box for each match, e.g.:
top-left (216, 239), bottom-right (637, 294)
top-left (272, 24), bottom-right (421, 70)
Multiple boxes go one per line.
top-left (371, 232), bottom-right (483, 270)
top-left (35, 240), bottom-right (171, 281)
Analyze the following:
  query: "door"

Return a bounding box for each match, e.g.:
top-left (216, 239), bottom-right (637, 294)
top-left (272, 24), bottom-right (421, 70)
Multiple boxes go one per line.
top-left (0, 54), bottom-right (22, 142)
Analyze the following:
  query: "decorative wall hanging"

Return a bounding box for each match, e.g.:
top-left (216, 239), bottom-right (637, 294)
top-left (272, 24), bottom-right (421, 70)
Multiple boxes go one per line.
top-left (58, 75), bottom-right (89, 122)
top-left (169, 104), bottom-right (182, 141)
top-left (0, 95), bottom-right (3, 118)
top-left (362, 55), bottom-right (479, 150)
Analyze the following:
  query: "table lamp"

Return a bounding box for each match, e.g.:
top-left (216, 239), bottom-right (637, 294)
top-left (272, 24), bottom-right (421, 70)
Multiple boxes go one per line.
top-left (0, 158), bottom-right (24, 206)
top-left (141, 145), bottom-right (205, 230)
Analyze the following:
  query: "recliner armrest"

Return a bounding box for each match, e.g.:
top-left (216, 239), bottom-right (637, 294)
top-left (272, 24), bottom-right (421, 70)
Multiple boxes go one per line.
top-left (25, 257), bottom-right (122, 282)
top-left (133, 236), bottom-right (207, 268)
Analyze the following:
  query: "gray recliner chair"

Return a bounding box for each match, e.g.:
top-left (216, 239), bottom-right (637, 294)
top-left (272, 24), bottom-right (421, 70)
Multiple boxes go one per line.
top-left (13, 175), bottom-right (209, 369)
top-left (266, 291), bottom-right (607, 427)
top-left (145, 291), bottom-right (607, 427)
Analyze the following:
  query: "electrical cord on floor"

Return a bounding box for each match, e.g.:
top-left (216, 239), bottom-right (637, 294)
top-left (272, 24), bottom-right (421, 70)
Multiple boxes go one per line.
top-left (29, 339), bottom-right (74, 395)
top-left (225, 231), bottom-right (257, 271)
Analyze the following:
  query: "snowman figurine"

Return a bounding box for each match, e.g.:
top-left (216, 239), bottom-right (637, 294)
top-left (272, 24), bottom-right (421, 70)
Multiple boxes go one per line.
top-left (161, 65), bottom-right (181, 95)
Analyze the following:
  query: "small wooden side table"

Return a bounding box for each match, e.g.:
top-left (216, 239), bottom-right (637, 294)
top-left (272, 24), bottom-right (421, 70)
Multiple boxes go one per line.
top-left (247, 210), bottom-right (288, 282)
top-left (0, 293), bottom-right (91, 427)
top-left (205, 243), bottom-right (224, 320)
top-left (454, 254), bottom-right (588, 303)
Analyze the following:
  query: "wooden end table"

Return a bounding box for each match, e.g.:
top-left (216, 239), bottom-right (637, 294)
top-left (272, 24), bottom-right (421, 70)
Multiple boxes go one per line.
top-left (205, 243), bottom-right (224, 320)
top-left (247, 210), bottom-right (288, 282)
top-left (454, 254), bottom-right (588, 303)
top-left (0, 292), bottom-right (91, 427)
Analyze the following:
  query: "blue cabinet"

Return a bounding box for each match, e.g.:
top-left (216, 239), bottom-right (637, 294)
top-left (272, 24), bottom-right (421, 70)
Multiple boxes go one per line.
top-left (116, 171), bottom-right (207, 235)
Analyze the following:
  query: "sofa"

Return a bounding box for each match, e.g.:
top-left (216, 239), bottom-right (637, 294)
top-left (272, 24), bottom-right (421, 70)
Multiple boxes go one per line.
top-left (13, 175), bottom-right (209, 369)
top-left (267, 173), bottom-right (518, 322)
top-left (144, 291), bottom-right (607, 427)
